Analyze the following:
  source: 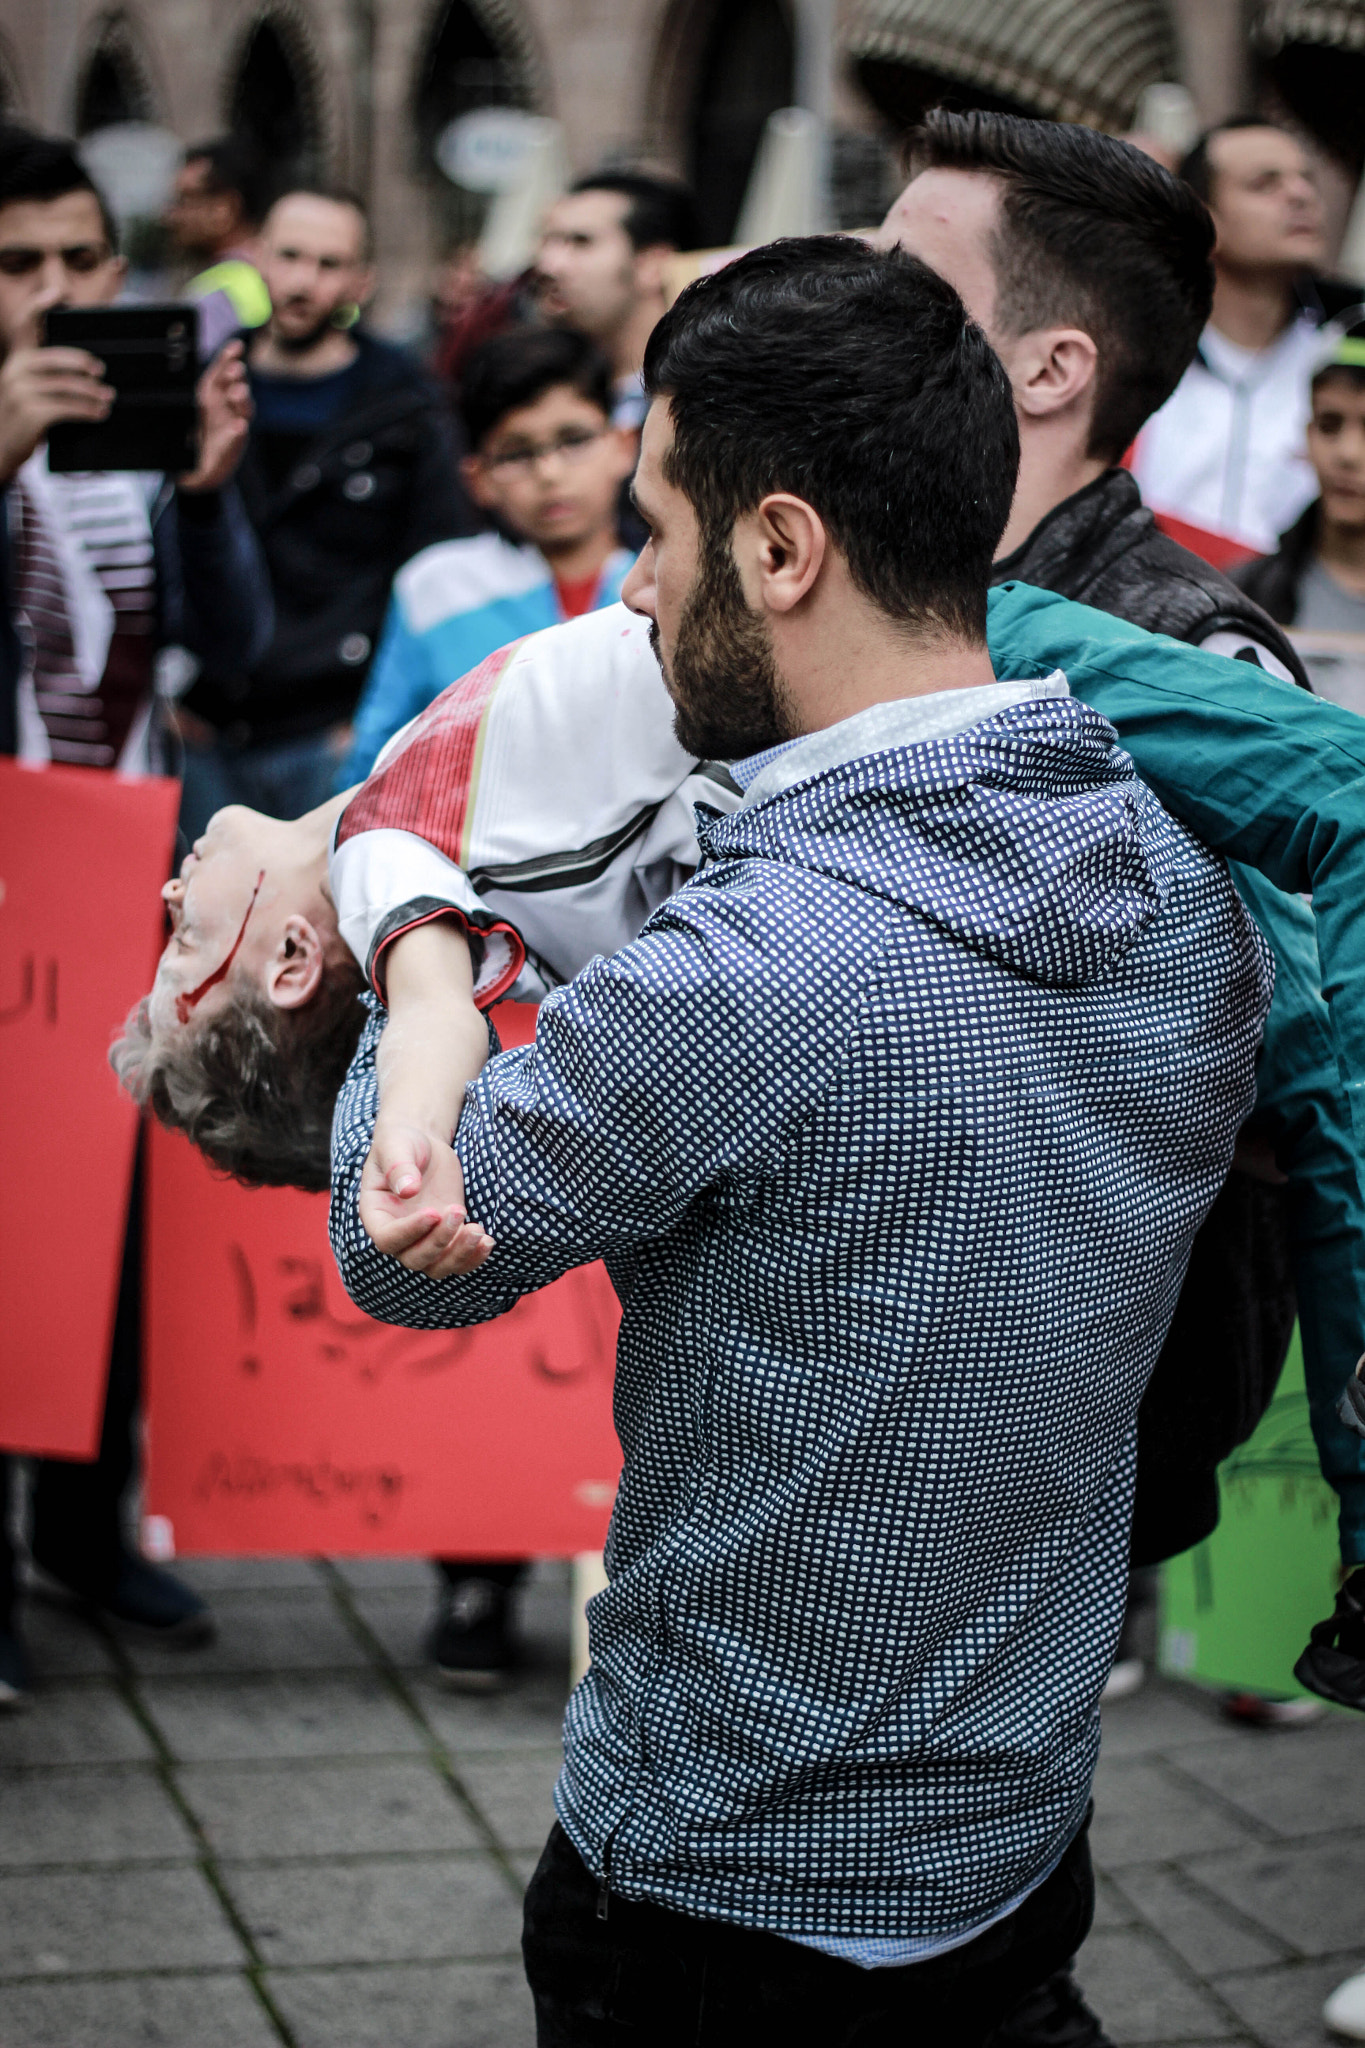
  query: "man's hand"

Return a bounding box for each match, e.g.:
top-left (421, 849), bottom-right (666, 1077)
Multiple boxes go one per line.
top-left (177, 340), bottom-right (252, 493)
top-left (0, 341), bottom-right (112, 485)
top-left (358, 1114), bottom-right (494, 1278)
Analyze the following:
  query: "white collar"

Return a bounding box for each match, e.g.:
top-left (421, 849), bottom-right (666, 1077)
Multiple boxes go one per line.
top-left (738, 673), bottom-right (1070, 809)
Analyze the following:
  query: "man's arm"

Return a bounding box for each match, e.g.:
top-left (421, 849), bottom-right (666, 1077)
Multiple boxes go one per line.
top-left (987, 581), bottom-right (1365, 1154)
top-left (358, 918), bottom-right (495, 1272)
top-left (330, 883), bottom-right (858, 1328)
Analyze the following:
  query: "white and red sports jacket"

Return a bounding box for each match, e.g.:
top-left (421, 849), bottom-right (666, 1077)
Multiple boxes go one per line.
top-left (329, 604), bottom-right (739, 1006)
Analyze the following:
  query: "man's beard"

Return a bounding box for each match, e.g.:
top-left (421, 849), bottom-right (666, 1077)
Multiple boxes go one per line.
top-left (653, 533), bottom-right (796, 760)
top-left (273, 305), bottom-right (341, 354)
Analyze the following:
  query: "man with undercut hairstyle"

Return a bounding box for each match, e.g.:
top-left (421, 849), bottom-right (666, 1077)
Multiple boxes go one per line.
top-left (329, 237), bottom-right (1270, 2047)
top-left (879, 104), bottom-right (1365, 2048)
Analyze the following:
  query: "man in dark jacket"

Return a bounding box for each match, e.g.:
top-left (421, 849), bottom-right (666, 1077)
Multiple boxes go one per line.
top-left (0, 124), bottom-right (274, 1703)
top-left (174, 186), bottom-right (473, 838)
top-left (879, 109), bottom-right (1365, 2046)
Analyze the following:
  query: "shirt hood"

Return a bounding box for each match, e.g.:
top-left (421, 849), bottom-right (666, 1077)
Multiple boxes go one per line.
top-left (698, 693), bottom-right (1170, 991)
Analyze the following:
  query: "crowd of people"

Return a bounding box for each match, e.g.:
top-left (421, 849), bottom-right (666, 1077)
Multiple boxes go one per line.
top-left (3, 97), bottom-right (1365, 2048)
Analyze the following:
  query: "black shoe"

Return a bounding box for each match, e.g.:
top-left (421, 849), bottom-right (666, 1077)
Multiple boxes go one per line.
top-left (1296, 1566), bottom-right (1365, 1712)
top-left (988, 1968), bottom-right (1115, 2047)
top-left (428, 1574), bottom-right (517, 1691)
top-left (33, 1545), bottom-right (215, 1647)
top-left (0, 1624), bottom-right (30, 1708)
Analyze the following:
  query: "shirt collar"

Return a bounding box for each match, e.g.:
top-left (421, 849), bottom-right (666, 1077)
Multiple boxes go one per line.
top-left (733, 674), bottom-right (1070, 808)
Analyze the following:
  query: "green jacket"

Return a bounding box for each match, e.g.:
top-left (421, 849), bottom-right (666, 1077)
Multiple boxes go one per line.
top-left (988, 579), bottom-right (1365, 1562)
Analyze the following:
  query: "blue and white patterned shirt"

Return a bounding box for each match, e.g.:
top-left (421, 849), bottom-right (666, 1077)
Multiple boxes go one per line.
top-left (331, 685), bottom-right (1271, 1952)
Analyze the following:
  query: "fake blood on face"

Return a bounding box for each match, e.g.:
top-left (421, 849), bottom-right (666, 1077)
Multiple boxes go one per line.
top-left (175, 870), bottom-right (266, 1026)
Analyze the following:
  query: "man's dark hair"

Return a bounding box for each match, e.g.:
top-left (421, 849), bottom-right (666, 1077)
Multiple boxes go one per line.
top-left (1179, 117), bottom-right (1289, 207)
top-left (462, 327), bottom-right (614, 450)
top-left (913, 108), bottom-right (1215, 463)
top-left (569, 171), bottom-right (697, 253)
top-left (0, 122), bottom-right (118, 251)
top-left (644, 237), bottom-right (1017, 643)
top-left (267, 183), bottom-right (371, 257)
top-left (111, 964), bottom-right (367, 1193)
top-left (184, 134), bottom-right (269, 228)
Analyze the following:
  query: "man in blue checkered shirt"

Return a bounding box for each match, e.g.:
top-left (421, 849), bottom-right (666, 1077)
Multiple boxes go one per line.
top-left (331, 241), bottom-right (1273, 2045)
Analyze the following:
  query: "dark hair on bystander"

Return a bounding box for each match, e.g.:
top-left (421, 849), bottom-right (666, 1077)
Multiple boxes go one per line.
top-left (1178, 117), bottom-right (1288, 207)
top-left (265, 183), bottom-right (372, 258)
top-left (183, 134), bottom-right (270, 228)
top-left (0, 122), bottom-right (119, 251)
top-left (569, 171), bottom-right (698, 254)
top-left (462, 326), bottom-right (615, 451)
top-left (110, 962), bottom-right (367, 1193)
top-left (644, 236), bottom-right (1017, 644)
top-left (913, 109), bottom-right (1215, 464)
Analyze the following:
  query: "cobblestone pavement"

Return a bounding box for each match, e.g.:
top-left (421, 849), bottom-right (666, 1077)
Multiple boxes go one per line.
top-left (1, 1556), bottom-right (1364, 2047)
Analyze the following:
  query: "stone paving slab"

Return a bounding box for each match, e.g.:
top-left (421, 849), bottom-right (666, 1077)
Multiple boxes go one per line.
top-left (1074, 1926), bottom-right (1243, 2042)
top-left (122, 1591), bottom-right (370, 1679)
top-left (4, 1561), bottom-right (1365, 2048)
top-left (1166, 1723), bottom-right (1365, 1841)
top-left (139, 1671), bottom-right (428, 1764)
top-left (265, 1960), bottom-right (536, 2047)
top-left (0, 1970), bottom-right (281, 2047)
top-left (1108, 1865), bottom-right (1288, 1977)
top-left (0, 1763), bottom-right (196, 1867)
top-left (1090, 1754), bottom-right (1262, 1868)
top-left (1216, 1960), bottom-right (1365, 2048)
top-left (0, 1864), bottom-right (241, 1977)
top-left (1184, 1837), bottom-right (1365, 1960)
top-left (0, 1683), bottom-right (152, 1768)
top-left (231, 1853), bottom-right (523, 1967)
top-left (181, 1757), bottom-right (483, 1861)
top-left (454, 1749), bottom-right (564, 1853)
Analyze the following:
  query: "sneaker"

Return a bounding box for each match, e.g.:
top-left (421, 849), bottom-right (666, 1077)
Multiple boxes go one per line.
top-left (1296, 1566), bottom-right (1365, 1713)
top-left (428, 1574), bottom-right (517, 1691)
top-left (32, 1545), bottom-right (215, 1647)
top-left (987, 1966), bottom-right (1116, 2046)
top-left (1325, 1966), bottom-right (1365, 2040)
top-left (1220, 1691), bottom-right (1323, 1727)
top-left (0, 1625), bottom-right (30, 1709)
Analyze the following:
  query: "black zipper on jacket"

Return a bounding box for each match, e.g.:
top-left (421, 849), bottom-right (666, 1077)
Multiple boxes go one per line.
top-left (597, 1834), bottom-right (612, 1921)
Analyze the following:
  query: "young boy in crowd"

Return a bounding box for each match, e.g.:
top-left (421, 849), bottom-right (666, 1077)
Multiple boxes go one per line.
top-left (340, 326), bottom-right (637, 785)
top-left (1236, 317), bottom-right (1365, 711)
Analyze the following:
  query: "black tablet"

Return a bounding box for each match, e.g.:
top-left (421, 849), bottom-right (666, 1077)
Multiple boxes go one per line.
top-left (44, 303), bottom-right (200, 475)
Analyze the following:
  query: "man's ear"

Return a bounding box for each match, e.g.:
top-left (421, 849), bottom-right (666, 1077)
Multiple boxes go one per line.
top-left (737, 493), bottom-right (827, 615)
top-left (263, 914), bottom-right (327, 1012)
top-left (462, 453), bottom-right (497, 511)
top-left (633, 243), bottom-right (674, 299)
top-left (1009, 327), bottom-right (1099, 423)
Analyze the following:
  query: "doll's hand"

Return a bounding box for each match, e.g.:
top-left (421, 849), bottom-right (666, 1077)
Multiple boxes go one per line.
top-left (358, 1115), bottom-right (493, 1277)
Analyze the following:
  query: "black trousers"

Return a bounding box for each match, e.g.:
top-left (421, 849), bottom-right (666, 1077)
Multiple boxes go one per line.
top-left (521, 1817), bottom-right (1095, 2048)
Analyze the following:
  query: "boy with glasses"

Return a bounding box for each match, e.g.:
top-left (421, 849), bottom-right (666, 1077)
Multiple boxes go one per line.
top-left (342, 326), bottom-right (637, 785)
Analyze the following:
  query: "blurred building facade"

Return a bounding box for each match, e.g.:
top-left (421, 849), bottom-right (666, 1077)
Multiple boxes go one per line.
top-left (0, 0), bottom-right (1359, 325)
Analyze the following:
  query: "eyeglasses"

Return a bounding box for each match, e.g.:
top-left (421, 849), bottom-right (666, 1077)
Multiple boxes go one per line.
top-left (481, 427), bottom-right (608, 476)
top-left (0, 244), bottom-right (113, 277)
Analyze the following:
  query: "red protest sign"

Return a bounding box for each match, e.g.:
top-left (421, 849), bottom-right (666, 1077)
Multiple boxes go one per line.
top-left (0, 759), bottom-right (180, 1456)
top-left (142, 1006), bottom-right (623, 1555)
